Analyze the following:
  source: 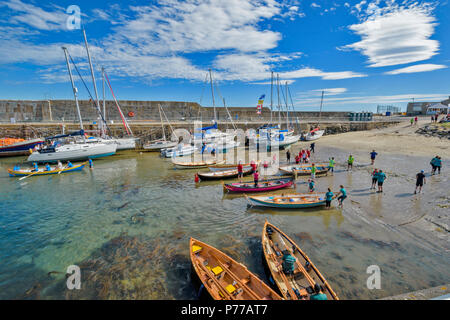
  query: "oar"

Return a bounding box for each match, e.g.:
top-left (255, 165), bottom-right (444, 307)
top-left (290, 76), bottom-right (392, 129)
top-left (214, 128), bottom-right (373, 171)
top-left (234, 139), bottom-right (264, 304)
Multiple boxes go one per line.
top-left (58, 166), bottom-right (68, 175)
top-left (19, 170), bottom-right (40, 181)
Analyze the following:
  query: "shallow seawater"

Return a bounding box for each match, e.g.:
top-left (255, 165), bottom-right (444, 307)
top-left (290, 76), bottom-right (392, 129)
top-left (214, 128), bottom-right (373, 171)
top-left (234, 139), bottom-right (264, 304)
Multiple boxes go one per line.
top-left (0, 147), bottom-right (449, 300)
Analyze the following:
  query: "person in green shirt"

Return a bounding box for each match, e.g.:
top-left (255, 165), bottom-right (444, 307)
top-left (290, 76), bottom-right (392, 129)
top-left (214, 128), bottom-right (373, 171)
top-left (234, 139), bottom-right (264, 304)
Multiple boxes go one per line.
top-left (377, 170), bottom-right (387, 193)
top-left (325, 188), bottom-right (334, 209)
top-left (311, 163), bottom-right (317, 179)
top-left (310, 284), bottom-right (328, 300)
top-left (337, 185), bottom-right (347, 208)
top-left (328, 157), bottom-right (335, 175)
top-left (282, 250), bottom-right (296, 275)
top-left (347, 155), bottom-right (354, 171)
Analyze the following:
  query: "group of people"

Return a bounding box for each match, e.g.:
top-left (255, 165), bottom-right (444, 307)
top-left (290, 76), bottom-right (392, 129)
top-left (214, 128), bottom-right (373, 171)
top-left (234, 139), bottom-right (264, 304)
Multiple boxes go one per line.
top-left (430, 156), bottom-right (442, 175)
top-left (370, 169), bottom-right (387, 193)
top-left (13, 159), bottom-right (94, 173)
top-left (431, 114), bottom-right (440, 123)
top-left (410, 117), bottom-right (419, 126)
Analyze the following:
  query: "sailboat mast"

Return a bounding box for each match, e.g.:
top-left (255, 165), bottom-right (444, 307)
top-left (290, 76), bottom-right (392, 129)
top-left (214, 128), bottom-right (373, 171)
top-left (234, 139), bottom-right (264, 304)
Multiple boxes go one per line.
top-left (209, 69), bottom-right (217, 123)
top-left (277, 74), bottom-right (281, 128)
top-left (82, 29), bottom-right (103, 136)
top-left (270, 71), bottom-right (273, 124)
top-left (158, 104), bottom-right (166, 141)
top-left (285, 81), bottom-right (289, 130)
top-left (62, 47), bottom-right (84, 132)
top-left (319, 90), bottom-right (324, 127)
top-left (102, 67), bottom-right (106, 123)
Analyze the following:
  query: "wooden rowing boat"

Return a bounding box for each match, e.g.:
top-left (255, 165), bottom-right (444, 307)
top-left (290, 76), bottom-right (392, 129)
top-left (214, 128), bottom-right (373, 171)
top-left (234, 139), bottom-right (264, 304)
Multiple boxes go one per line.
top-left (245, 193), bottom-right (327, 209)
top-left (8, 162), bottom-right (87, 177)
top-left (190, 238), bottom-right (282, 300)
top-left (223, 178), bottom-right (294, 193)
top-left (198, 167), bottom-right (253, 181)
top-left (172, 160), bottom-right (222, 169)
top-left (262, 221), bottom-right (339, 300)
top-left (208, 162), bottom-right (256, 172)
top-left (279, 163), bottom-right (329, 176)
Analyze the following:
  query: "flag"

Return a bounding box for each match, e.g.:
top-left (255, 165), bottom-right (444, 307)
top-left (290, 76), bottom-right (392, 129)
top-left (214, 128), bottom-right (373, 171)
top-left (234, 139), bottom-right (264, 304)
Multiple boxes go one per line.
top-left (257, 94), bottom-right (265, 115)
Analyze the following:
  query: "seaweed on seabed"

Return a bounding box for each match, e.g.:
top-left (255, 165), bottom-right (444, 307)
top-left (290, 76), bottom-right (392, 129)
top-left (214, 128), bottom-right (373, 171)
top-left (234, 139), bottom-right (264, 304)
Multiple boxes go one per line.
top-left (62, 233), bottom-right (194, 300)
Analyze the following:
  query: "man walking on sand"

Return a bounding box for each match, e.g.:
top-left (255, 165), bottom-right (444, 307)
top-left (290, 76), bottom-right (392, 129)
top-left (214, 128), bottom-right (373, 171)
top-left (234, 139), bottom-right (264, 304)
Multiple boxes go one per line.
top-left (286, 150), bottom-right (291, 164)
top-left (370, 150), bottom-right (378, 165)
top-left (414, 170), bottom-right (426, 194)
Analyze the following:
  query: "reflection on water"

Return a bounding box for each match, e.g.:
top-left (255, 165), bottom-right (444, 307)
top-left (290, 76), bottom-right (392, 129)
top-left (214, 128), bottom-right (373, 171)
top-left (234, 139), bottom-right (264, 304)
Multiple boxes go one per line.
top-left (0, 148), bottom-right (449, 300)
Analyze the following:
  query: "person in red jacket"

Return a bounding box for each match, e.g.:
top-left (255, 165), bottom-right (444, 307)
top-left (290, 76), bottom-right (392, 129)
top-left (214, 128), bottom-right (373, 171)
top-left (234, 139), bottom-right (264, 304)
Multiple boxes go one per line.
top-left (253, 170), bottom-right (259, 187)
top-left (237, 161), bottom-right (244, 183)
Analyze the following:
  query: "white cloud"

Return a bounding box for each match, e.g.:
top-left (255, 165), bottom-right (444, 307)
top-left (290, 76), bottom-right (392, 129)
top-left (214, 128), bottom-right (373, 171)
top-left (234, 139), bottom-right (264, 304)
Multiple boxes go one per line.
top-left (312, 88), bottom-right (348, 95)
top-left (294, 93), bottom-right (449, 108)
top-left (1, 0), bottom-right (68, 31)
top-left (0, 0), bottom-right (365, 84)
top-left (343, 1), bottom-right (440, 67)
top-left (279, 67), bottom-right (367, 80)
top-left (311, 3), bottom-right (321, 8)
top-left (385, 63), bottom-right (447, 75)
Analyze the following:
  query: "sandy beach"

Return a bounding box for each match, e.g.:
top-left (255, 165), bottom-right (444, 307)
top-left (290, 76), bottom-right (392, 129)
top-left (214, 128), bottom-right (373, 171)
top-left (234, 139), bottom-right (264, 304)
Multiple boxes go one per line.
top-left (287, 118), bottom-right (449, 257)
top-left (318, 118), bottom-right (450, 158)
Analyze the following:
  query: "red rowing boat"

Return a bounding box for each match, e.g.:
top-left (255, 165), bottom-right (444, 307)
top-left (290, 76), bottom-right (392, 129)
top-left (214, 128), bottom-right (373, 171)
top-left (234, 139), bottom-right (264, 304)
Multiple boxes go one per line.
top-left (223, 178), bottom-right (294, 193)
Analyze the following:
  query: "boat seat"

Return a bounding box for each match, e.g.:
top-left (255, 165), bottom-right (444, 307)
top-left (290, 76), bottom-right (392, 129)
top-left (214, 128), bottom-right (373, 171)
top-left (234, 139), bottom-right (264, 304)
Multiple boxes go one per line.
top-left (211, 266), bottom-right (224, 276)
top-left (241, 277), bottom-right (251, 285)
top-left (226, 284), bottom-right (237, 294)
top-left (192, 245), bottom-right (202, 254)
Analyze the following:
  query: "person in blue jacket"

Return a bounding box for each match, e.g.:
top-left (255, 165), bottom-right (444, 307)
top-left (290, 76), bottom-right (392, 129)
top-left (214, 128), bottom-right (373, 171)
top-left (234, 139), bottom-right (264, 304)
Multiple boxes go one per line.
top-left (370, 150), bottom-right (378, 165)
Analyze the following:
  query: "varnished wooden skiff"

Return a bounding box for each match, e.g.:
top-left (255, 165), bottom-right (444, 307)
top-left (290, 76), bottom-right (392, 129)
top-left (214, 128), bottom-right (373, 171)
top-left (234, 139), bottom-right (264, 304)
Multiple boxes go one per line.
top-left (262, 221), bottom-right (339, 300)
top-left (190, 238), bottom-right (282, 300)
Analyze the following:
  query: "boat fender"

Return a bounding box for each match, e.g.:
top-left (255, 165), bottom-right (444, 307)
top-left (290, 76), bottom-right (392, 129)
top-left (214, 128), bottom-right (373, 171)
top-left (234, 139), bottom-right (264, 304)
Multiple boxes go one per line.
top-left (128, 111), bottom-right (135, 118)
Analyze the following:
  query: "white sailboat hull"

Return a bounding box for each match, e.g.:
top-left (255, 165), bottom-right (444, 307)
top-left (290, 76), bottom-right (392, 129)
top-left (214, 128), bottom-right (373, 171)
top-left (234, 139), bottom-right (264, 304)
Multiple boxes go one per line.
top-left (144, 141), bottom-right (178, 152)
top-left (305, 130), bottom-right (325, 141)
top-left (161, 145), bottom-right (197, 158)
top-left (114, 138), bottom-right (137, 150)
top-left (28, 143), bottom-right (117, 163)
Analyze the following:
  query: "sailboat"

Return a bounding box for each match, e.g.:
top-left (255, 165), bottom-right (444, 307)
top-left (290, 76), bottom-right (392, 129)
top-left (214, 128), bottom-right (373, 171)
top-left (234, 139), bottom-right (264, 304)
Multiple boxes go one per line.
top-left (144, 104), bottom-right (178, 152)
top-left (305, 91), bottom-right (325, 141)
top-left (28, 46), bottom-right (117, 163)
top-left (193, 70), bottom-right (239, 153)
top-left (254, 74), bottom-right (300, 150)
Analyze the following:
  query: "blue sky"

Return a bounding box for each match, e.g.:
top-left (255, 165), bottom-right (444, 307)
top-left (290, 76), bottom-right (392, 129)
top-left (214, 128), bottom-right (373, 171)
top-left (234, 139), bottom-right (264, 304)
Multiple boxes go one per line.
top-left (0, 0), bottom-right (449, 112)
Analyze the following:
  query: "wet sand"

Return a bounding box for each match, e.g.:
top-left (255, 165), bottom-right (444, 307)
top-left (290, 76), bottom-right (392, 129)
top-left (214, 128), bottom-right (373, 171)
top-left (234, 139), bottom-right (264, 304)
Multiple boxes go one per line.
top-left (289, 118), bottom-right (449, 252)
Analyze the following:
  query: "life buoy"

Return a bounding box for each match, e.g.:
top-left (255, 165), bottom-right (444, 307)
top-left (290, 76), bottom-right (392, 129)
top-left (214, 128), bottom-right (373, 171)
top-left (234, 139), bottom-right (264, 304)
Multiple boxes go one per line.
top-left (128, 111), bottom-right (135, 118)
